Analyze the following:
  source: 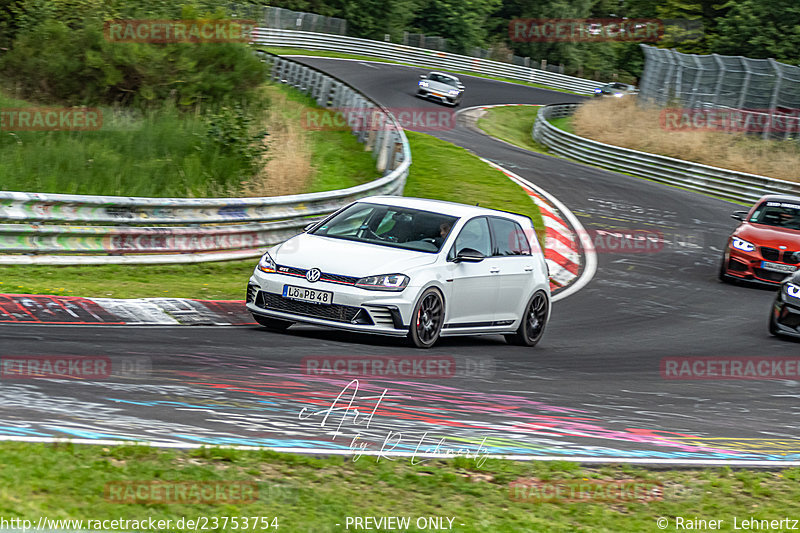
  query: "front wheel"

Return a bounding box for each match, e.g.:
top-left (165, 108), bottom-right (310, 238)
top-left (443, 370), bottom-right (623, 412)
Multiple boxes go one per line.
top-left (769, 305), bottom-right (781, 337)
top-left (505, 291), bottom-right (549, 347)
top-left (253, 314), bottom-right (293, 332)
top-left (407, 288), bottom-right (444, 348)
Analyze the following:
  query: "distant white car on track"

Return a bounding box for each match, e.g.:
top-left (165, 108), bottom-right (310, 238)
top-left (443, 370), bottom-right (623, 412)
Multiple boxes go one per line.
top-left (246, 196), bottom-right (550, 348)
top-left (416, 72), bottom-right (464, 106)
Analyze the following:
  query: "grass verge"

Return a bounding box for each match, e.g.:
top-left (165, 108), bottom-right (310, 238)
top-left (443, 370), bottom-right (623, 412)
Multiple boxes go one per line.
top-left (0, 133), bottom-right (544, 300)
top-left (0, 83), bottom-right (377, 197)
top-left (1, 442), bottom-right (798, 532)
top-left (258, 46), bottom-right (583, 95)
top-left (476, 105), bottom-right (549, 154)
top-left (573, 97), bottom-right (800, 182)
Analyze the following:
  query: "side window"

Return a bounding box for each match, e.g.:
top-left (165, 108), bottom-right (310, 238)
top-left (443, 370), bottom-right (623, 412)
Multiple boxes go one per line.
top-left (490, 217), bottom-right (532, 256)
top-left (452, 217), bottom-right (491, 258)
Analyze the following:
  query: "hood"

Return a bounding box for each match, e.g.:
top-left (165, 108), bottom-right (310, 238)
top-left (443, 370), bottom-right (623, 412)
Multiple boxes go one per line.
top-left (735, 223), bottom-right (800, 249)
top-left (426, 80), bottom-right (460, 93)
top-left (271, 233), bottom-right (439, 277)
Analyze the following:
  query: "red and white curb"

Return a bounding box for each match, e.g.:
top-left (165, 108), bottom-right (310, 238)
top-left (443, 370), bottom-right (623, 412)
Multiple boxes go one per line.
top-left (0, 294), bottom-right (253, 325)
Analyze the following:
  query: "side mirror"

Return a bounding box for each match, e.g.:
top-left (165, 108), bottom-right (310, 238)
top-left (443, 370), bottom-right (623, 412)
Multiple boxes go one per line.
top-left (454, 248), bottom-right (485, 263)
top-left (304, 222), bottom-right (316, 232)
top-left (456, 83), bottom-right (464, 89)
top-left (731, 211), bottom-right (747, 221)
top-left (419, 74), bottom-right (426, 79)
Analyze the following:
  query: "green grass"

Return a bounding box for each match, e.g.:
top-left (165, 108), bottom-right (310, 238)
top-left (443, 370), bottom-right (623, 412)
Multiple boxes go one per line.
top-left (0, 261), bottom-right (255, 300)
top-left (1, 442), bottom-right (799, 532)
top-left (476, 105), bottom-right (550, 154)
top-left (259, 46), bottom-right (583, 95)
top-left (548, 116), bottom-right (575, 133)
top-left (273, 86), bottom-right (377, 192)
top-left (0, 83), bottom-right (377, 197)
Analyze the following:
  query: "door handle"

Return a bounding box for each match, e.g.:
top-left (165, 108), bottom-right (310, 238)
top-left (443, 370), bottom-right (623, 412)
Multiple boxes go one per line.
top-left (524, 266), bottom-right (534, 272)
top-left (489, 267), bottom-right (500, 274)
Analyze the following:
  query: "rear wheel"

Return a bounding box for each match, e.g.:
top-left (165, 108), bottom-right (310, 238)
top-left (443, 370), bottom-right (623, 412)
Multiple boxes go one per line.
top-left (408, 288), bottom-right (444, 348)
top-left (505, 291), bottom-right (548, 347)
top-left (253, 314), bottom-right (293, 332)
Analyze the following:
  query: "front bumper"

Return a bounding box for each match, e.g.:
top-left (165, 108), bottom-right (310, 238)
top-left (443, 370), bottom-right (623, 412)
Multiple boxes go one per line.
top-left (723, 246), bottom-right (797, 285)
top-left (416, 89), bottom-right (460, 105)
top-left (246, 271), bottom-right (414, 337)
top-left (772, 294), bottom-right (800, 338)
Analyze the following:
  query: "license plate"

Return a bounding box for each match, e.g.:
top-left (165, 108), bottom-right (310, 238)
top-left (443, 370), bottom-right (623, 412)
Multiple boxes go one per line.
top-left (282, 285), bottom-right (333, 305)
top-left (761, 261), bottom-right (798, 273)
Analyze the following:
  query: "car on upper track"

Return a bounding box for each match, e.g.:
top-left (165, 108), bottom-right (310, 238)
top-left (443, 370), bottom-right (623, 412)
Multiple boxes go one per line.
top-left (720, 194), bottom-right (800, 285)
top-left (416, 72), bottom-right (464, 106)
top-left (769, 263), bottom-right (800, 339)
top-left (593, 82), bottom-right (637, 98)
top-left (246, 196), bottom-right (550, 348)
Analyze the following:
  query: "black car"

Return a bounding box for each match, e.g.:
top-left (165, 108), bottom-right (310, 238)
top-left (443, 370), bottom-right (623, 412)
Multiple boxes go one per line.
top-left (769, 253), bottom-right (800, 339)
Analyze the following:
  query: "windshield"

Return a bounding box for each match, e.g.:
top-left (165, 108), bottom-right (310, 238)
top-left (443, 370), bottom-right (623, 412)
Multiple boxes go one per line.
top-left (311, 203), bottom-right (459, 253)
top-left (428, 73), bottom-right (459, 87)
top-left (749, 200), bottom-right (800, 230)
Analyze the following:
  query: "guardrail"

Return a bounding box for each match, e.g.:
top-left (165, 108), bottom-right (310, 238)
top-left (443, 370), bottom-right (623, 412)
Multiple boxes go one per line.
top-left (252, 28), bottom-right (601, 95)
top-left (0, 52), bottom-right (411, 264)
top-left (532, 103), bottom-right (800, 203)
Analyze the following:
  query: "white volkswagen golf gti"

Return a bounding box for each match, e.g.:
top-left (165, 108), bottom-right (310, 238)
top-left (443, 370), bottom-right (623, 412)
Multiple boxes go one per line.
top-left (246, 196), bottom-right (550, 348)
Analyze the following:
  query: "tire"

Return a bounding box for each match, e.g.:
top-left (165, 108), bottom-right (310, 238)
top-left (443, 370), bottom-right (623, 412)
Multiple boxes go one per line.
top-left (505, 291), bottom-right (549, 347)
top-left (719, 258), bottom-right (730, 283)
top-left (769, 305), bottom-right (781, 337)
top-left (253, 314), bottom-right (293, 332)
top-left (407, 288), bottom-right (444, 349)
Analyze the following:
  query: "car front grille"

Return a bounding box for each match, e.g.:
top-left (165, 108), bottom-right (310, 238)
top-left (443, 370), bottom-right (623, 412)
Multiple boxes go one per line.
top-left (761, 247), bottom-right (781, 261)
top-left (256, 291), bottom-right (362, 323)
top-left (275, 264), bottom-right (359, 285)
top-left (761, 247), bottom-right (799, 264)
top-left (753, 268), bottom-right (790, 283)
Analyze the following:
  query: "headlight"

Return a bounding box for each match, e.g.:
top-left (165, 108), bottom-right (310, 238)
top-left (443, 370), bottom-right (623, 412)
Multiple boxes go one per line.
top-left (731, 237), bottom-right (755, 252)
top-left (355, 274), bottom-right (409, 291)
top-left (594, 88), bottom-right (601, 93)
top-left (257, 252), bottom-right (276, 273)
top-left (419, 81), bottom-right (429, 87)
top-left (448, 89), bottom-right (459, 96)
top-left (786, 282), bottom-right (800, 299)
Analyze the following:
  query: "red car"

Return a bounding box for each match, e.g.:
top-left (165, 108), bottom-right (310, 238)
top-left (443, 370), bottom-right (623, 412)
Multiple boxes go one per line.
top-left (720, 195), bottom-right (800, 285)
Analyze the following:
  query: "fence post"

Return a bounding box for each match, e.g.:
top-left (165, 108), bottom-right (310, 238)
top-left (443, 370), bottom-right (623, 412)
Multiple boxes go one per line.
top-left (766, 58), bottom-right (783, 140)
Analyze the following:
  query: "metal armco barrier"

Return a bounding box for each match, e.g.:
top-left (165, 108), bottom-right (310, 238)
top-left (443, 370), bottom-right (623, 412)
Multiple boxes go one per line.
top-left (0, 53), bottom-right (411, 264)
top-left (532, 103), bottom-right (800, 204)
top-left (252, 28), bottom-right (601, 95)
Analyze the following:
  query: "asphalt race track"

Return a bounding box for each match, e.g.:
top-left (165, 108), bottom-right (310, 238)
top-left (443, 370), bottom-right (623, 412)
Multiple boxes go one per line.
top-left (1, 57), bottom-right (799, 465)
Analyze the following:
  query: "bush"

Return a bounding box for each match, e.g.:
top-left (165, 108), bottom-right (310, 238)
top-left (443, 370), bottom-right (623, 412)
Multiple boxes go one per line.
top-left (0, 15), bottom-right (268, 108)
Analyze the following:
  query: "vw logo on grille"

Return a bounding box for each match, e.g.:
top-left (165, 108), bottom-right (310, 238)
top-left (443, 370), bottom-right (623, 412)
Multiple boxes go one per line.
top-left (306, 268), bottom-right (322, 283)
